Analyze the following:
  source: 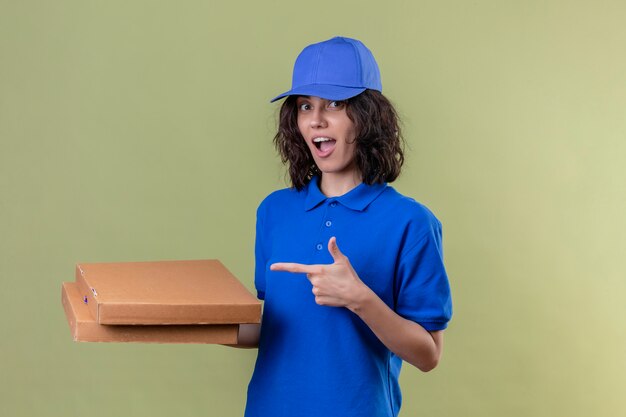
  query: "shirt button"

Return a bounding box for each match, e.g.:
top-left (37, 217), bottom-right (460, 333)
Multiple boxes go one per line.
top-left (325, 220), bottom-right (332, 227)
top-left (330, 202), bottom-right (337, 208)
top-left (316, 243), bottom-right (323, 250)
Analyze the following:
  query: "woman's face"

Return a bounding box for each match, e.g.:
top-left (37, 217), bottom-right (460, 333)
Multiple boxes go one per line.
top-left (296, 96), bottom-right (358, 178)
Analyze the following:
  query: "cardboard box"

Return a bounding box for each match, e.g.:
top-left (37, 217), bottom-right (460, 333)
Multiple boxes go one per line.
top-left (75, 259), bottom-right (261, 325)
top-left (62, 282), bottom-right (239, 344)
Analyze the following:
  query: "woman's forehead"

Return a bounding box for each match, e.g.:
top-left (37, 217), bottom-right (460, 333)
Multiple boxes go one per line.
top-left (295, 95), bottom-right (335, 102)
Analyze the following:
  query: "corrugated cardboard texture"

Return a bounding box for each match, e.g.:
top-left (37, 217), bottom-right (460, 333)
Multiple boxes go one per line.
top-left (75, 259), bottom-right (261, 325)
top-left (62, 282), bottom-right (239, 344)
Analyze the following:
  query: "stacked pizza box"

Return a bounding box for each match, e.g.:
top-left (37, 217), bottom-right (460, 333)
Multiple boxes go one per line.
top-left (61, 259), bottom-right (261, 344)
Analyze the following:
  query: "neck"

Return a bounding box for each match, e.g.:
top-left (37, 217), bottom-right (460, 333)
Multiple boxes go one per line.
top-left (319, 171), bottom-right (362, 197)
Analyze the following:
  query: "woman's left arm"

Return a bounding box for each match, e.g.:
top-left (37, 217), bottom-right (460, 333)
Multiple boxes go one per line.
top-left (271, 236), bottom-right (445, 372)
top-left (349, 285), bottom-right (444, 372)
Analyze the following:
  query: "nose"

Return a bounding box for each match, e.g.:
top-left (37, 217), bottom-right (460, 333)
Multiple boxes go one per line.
top-left (310, 107), bottom-right (327, 129)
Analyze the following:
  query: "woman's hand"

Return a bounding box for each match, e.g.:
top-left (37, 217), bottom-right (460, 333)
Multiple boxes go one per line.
top-left (270, 236), bottom-right (368, 311)
top-left (271, 236), bottom-right (444, 371)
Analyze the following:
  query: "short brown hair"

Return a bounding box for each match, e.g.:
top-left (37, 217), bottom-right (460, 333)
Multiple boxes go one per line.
top-left (273, 90), bottom-right (405, 190)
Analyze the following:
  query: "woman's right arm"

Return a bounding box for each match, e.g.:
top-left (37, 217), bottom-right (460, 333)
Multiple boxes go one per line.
top-left (223, 322), bottom-right (261, 349)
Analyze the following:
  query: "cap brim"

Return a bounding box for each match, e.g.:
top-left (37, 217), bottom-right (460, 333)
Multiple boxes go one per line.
top-left (270, 84), bottom-right (367, 103)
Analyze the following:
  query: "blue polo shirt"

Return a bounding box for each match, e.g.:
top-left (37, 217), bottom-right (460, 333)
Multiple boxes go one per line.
top-left (245, 176), bottom-right (452, 417)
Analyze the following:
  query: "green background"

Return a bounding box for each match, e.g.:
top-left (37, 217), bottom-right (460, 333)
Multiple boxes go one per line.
top-left (1, 1), bottom-right (625, 416)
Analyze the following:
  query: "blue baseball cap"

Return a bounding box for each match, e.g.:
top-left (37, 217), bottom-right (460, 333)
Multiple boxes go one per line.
top-left (270, 36), bottom-right (382, 103)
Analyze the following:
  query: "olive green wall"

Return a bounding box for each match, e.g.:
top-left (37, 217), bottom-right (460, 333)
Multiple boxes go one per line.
top-left (1, 1), bottom-right (624, 416)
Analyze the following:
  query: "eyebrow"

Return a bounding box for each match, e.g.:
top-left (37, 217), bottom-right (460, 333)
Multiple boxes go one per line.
top-left (295, 96), bottom-right (343, 105)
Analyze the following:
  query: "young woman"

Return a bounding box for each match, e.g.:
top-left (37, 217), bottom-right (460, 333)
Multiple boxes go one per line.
top-left (243, 36), bottom-right (452, 417)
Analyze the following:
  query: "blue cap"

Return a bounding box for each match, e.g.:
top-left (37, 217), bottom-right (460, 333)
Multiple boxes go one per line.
top-left (270, 36), bottom-right (382, 103)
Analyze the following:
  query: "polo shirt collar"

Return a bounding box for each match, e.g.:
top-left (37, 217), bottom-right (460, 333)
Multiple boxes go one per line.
top-left (304, 176), bottom-right (387, 212)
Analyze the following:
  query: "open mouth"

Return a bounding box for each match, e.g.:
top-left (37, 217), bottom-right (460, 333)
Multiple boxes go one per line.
top-left (313, 137), bottom-right (337, 153)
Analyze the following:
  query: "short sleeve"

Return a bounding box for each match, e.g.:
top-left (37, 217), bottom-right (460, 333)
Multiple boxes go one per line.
top-left (254, 203), bottom-right (267, 300)
top-left (394, 221), bottom-right (452, 331)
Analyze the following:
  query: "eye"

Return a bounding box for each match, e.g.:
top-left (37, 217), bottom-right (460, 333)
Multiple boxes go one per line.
top-left (298, 103), bottom-right (311, 111)
top-left (328, 100), bottom-right (345, 109)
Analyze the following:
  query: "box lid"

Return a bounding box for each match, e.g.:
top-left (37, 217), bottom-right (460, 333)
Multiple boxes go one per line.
top-left (75, 259), bottom-right (261, 325)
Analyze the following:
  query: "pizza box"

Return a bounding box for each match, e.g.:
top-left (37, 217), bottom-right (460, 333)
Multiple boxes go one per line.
top-left (75, 259), bottom-right (261, 325)
top-left (62, 281), bottom-right (239, 344)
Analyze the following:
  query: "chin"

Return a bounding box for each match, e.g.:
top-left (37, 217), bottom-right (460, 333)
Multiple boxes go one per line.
top-left (317, 165), bottom-right (345, 174)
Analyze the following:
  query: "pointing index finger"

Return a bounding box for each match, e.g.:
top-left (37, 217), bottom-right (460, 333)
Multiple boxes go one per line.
top-left (270, 262), bottom-right (317, 274)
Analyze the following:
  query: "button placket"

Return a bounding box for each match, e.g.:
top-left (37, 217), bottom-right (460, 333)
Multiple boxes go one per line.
top-left (326, 200), bottom-right (336, 229)
top-left (312, 201), bottom-right (337, 255)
